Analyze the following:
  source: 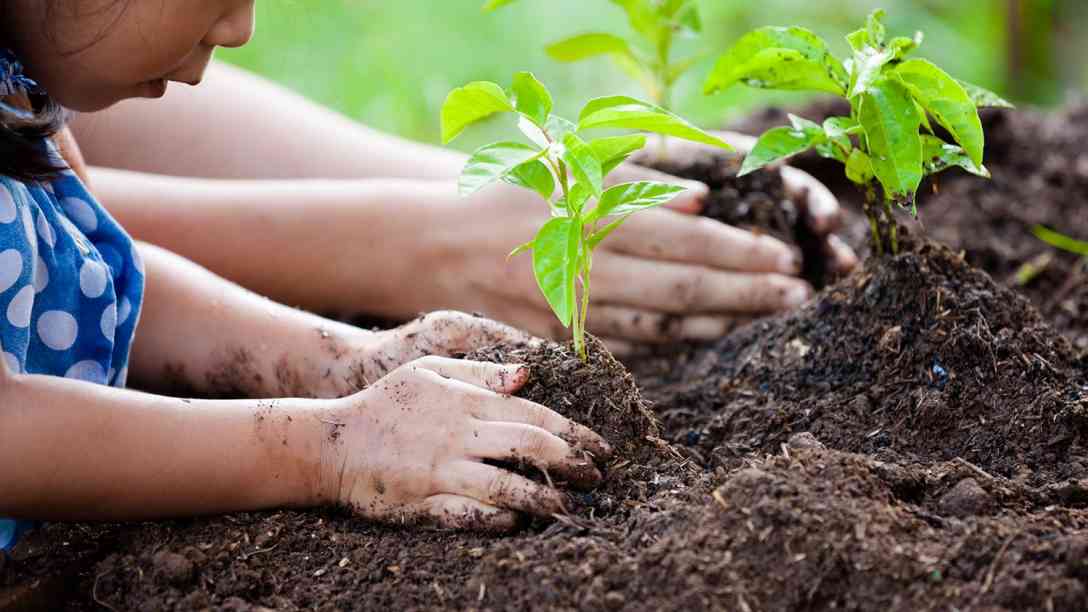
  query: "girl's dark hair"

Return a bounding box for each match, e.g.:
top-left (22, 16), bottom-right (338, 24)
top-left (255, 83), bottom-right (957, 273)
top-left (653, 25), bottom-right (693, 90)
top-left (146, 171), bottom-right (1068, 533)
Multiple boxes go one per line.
top-left (2, 0), bottom-right (131, 182)
top-left (0, 94), bottom-right (68, 182)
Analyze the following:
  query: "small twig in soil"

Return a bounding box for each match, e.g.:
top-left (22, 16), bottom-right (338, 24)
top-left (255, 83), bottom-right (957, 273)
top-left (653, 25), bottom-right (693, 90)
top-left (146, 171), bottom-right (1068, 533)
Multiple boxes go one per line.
top-left (239, 541), bottom-right (280, 561)
top-left (954, 457), bottom-right (997, 483)
top-left (92, 569), bottom-right (118, 612)
top-left (980, 530), bottom-right (1022, 597)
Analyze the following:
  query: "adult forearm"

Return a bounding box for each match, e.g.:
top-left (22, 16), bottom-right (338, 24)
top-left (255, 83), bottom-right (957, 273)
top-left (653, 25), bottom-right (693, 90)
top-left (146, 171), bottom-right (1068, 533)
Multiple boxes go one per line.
top-left (70, 62), bottom-right (465, 180)
top-left (131, 242), bottom-right (375, 399)
top-left (91, 168), bottom-right (448, 319)
top-left (0, 373), bottom-right (326, 521)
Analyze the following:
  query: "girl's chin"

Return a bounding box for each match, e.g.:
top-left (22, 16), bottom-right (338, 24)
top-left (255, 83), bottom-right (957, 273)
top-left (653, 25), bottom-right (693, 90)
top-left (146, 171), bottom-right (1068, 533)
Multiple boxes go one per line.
top-left (140, 79), bottom-right (168, 99)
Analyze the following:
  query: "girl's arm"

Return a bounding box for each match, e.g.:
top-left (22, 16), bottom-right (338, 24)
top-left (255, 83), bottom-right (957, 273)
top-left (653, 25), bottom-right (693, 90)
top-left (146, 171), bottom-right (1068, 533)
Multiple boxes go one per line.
top-left (0, 244), bottom-right (607, 525)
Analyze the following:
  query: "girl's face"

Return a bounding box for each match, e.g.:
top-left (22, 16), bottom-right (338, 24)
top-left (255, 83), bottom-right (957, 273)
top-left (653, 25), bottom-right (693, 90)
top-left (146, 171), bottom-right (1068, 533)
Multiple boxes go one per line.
top-left (5, 0), bottom-right (255, 112)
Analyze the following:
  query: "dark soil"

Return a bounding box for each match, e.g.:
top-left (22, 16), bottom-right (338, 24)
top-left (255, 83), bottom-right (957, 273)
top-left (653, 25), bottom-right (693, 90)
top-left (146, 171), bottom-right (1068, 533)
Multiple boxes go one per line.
top-left (4, 105), bottom-right (1088, 611)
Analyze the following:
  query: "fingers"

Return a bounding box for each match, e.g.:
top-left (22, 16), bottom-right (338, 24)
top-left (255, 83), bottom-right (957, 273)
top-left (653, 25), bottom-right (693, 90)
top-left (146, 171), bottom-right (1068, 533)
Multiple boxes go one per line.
top-left (825, 234), bottom-right (859, 275)
top-left (465, 422), bottom-right (603, 488)
top-left (400, 310), bottom-right (539, 356)
top-left (586, 304), bottom-right (749, 344)
top-left (781, 165), bottom-right (841, 234)
top-left (608, 208), bottom-right (800, 275)
top-left (437, 461), bottom-right (568, 518)
top-left (593, 253), bottom-right (811, 315)
top-left (459, 384), bottom-right (612, 459)
top-left (417, 494), bottom-right (520, 532)
top-left (412, 355), bottom-right (530, 395)
top-left (628, 130), bottom-right (756, 167)
top-left (606, 162), bottom-right (708, 214)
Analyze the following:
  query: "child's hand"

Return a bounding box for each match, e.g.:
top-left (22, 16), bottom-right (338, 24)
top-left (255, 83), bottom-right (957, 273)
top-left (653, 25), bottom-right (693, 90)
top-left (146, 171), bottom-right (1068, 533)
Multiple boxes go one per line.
top-left (318, 356), bottom-right (610, 530)
top-left (360, 310), bottom-right (536, 381)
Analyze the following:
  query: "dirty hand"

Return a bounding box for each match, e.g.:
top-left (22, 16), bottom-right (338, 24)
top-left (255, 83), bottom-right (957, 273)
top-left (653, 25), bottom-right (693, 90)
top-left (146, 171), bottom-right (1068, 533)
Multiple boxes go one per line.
top-left (324, 310), bottom-right (537, 396)
top-left (318, 356), bottom-right (612, 531)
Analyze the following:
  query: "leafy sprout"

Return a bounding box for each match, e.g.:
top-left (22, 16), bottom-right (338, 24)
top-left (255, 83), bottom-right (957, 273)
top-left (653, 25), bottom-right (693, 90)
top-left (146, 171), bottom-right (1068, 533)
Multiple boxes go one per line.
top-left (1033, 226), bottom-right (1088, 257)
top-left (705, 9), bottom-right (1013, 256)
top-left (484, 0), bottom-right (702, 112)
top-left (441, 72), bottom-right (731, 359)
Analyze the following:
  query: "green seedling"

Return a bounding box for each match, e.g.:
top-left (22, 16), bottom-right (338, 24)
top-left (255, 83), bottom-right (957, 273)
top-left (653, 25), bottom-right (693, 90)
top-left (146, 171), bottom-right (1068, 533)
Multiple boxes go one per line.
top-left (441, 72), bottom-right (730, 359)
top-left (705, 9), bottom-right (1013, 256)
top-left (1033, 226), bottom-right (1088, 258)
top-left (484, 0), bottom-right (702, 112)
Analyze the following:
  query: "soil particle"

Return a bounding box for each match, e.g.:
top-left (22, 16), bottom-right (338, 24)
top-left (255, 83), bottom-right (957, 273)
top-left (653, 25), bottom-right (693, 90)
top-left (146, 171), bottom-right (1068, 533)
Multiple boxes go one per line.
top-left (938, 478), bottom-right (994, 517)
top-left (151, 551), bottom-right (194, 586)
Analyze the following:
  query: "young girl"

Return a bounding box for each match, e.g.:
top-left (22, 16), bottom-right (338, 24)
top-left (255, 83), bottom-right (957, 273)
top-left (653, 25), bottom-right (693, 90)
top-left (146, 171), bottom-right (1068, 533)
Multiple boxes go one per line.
top-left (0, 0), bottom-right (622, 550)
top-left (0, 1), bottom-right (852, 550)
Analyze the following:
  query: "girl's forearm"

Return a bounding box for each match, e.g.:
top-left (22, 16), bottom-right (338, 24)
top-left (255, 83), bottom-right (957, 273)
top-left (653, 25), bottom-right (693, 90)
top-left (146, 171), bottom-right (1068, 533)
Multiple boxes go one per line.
top-left (131, 242), bottom-right (376, 399)
top-left (70, 62), bottom-right (465, 181)
top-left (0, 372), bottom-right (328, 521)
top-left (91, 168), bottom-right (448, 319)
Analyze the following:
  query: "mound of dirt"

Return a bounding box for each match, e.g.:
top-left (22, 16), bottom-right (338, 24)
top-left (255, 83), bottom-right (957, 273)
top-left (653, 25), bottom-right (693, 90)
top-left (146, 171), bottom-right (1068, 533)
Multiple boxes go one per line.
top-left (634, 238), bottom-right (1087, 486)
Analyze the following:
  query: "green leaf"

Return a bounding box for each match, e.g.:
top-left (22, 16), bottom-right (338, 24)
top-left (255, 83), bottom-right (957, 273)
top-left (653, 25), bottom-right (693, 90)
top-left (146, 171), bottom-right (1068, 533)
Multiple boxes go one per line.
top-left (507, 240), bottom-right (534, 259)
top-left (858, 78), bottom-right (923, 202)
top-left (921, 135), bottom-right (990, 178)
top-left (532, 218), bottom-right (581, 327)
top-left (511, 72), bottom-right (552, 127)
top-left (610, 0), bottom-right (668, 48)
top-left (556, 182), bottom-right (593, 217)
top-left (544, 115), bottom-right (578, 142)
top-left (849, 47), bottom-right (894, 97)
top-left (578, 96), bottom-right (732, 150)
top-left (587, 181), bottom-right (687, 222)
top-left (588, 214), bottom-right (631, 250)
top-left (440, 81), bottom-right (514, 144)
top-left (866, 9), bottom-right (887, 46)
top-left (787, 113), bottom-right (824, 138)
top-left (845, 28), bottom-right (869, 53)
top-left (888, 32), bottom-right (923, 59)
top-left (704, 26), bottom-right (848, 96)
top-left (562, 133), bottom-right (604, 198)
top-left (738, 126), bottom-right (821, 176)
top-left (845, 149), bottom-right (874, 184)
top-left (504, 159), bottom-right (555, 199)
top-left (894, 59), bottom-right (984, 165)
top-left (822, 116), bottom-right (859, 160)
top-left (1033, 226), bottom-right (1088, 257)
top-left (823, 116), bottom-right (861, 138)
top-left (482, 0), bottom-right (517, 10)
top-left (459, 142), bottom-right (543, 196)
top-left (958, 80), bottom-right (1014, 108)
top-left (589, 135), bottom-right (647, 174)
top-left (545, 33), bottom-right (632, 62)
top-left (675, 2), bottom-right (701, 34)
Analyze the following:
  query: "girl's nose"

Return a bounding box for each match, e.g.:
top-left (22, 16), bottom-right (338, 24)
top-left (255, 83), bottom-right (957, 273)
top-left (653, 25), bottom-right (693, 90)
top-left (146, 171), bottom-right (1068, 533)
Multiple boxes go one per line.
top-left (204, 1), bottom-right (256, 49)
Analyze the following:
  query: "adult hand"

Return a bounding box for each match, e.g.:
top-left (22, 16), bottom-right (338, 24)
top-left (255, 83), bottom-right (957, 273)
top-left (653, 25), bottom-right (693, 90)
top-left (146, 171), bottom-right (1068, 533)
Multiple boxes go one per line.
top-left (399, 144), bottom-right (855, 353)
top-left (319, 356), bottom-right (611, 531)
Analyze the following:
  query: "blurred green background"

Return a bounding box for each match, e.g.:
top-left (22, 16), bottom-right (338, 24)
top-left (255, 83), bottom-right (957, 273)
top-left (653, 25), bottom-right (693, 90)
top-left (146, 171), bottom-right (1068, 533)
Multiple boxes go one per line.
top-left (219, 0), bottom-right (1084, 151)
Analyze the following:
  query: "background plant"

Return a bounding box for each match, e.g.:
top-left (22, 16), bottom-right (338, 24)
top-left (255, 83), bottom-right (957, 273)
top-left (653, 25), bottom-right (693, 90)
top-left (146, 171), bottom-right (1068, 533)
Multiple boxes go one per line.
top-left (485, 0), bottom-right (703, 112)
top-left (705, 9), bottom-right (1011, 256)
top-left (441, 72), bottom-right (730, 358)
top-left (1034, 226), bottom-right (1088, 257)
